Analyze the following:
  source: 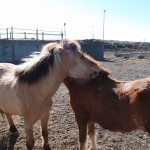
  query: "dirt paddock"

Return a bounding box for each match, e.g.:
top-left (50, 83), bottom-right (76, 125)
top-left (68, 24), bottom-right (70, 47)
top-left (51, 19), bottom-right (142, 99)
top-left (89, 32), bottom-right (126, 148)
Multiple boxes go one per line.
top-left (0, 52), bottom-right (150, 150)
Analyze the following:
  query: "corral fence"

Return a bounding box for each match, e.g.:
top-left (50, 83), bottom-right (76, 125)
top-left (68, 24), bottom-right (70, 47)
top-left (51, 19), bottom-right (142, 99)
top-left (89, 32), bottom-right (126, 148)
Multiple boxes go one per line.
top-left (0, 27), bottom-right (63, 41)
top-left (104, 41), bottom-right (150, 59)
top-left (0, 27), bottom-right (63, 62)
top-left (0, 27), bottom-right (104, 62)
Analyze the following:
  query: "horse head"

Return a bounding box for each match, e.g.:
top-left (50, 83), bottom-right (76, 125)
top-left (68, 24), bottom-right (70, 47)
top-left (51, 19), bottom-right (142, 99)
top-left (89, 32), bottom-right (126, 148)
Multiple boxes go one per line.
top-left (60, 39), bottom-right (101, 79)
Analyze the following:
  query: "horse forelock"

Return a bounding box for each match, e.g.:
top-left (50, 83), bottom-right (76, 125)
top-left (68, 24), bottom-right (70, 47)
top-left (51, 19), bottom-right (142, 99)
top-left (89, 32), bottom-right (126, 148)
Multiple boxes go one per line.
top-left (15, 42), bottom-right (62, 84)
top-left (62, 39), bottom-right (81, 52)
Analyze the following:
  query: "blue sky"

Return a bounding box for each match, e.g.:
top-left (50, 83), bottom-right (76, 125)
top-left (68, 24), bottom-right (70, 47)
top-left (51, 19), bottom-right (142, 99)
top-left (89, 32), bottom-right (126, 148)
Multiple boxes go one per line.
top-left (0, 0), bottom-right (150, 41)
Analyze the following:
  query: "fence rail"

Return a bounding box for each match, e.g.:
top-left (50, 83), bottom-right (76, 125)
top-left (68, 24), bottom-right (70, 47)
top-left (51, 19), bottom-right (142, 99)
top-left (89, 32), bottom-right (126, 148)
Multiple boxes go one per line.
top-left (0, 27), bottom-right (63, 40)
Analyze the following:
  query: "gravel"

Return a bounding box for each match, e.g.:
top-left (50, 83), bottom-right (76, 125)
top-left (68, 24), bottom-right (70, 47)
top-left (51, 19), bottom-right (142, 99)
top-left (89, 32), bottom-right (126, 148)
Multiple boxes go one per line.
top-left (0, 52), bottom-right (150, 150)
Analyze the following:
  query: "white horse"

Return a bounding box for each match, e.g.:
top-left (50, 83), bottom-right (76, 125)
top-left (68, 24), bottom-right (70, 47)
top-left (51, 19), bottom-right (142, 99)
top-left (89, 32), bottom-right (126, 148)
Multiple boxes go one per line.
top-left (0, 40), bottom-right (101, 150)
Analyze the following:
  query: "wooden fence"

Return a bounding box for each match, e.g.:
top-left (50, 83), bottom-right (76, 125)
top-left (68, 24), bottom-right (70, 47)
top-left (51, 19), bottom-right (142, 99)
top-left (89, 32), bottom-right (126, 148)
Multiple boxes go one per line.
top-left (0, 27), bottom-right (63, 41)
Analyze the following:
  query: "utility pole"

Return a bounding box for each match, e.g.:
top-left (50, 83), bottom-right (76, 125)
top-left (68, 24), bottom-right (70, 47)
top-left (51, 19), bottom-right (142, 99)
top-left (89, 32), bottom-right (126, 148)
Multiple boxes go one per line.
top-left (101, 10), bottom-right (106, 60)
top-left (11, 26), bottom-right (15, 62)
top-left (103, 10), bottom-right (106, 40)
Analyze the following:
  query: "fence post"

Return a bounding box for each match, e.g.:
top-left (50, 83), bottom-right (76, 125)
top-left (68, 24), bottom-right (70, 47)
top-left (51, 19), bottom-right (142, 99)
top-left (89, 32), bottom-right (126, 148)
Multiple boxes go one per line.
top-left (24, 32), bottom-right (26, 39)
top-left (11, 27), bottom-right (15, 62)
top-left (61, 30), bottom-right (63, 41)
top-left (101, 41), bottom-right (104, 59)
top-left (36, 28), bottom-right (38, 50)
top-left (42, 32), bottom-right (44, 40)
top-left (6, 28), bottom-right (8, 40)
top-left (10, 32), bottom-right (12, 39)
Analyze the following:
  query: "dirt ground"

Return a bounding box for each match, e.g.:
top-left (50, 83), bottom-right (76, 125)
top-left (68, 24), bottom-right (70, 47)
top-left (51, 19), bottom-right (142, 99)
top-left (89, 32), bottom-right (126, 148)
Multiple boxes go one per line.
top-left (1, 52), bottom-right (150, 150)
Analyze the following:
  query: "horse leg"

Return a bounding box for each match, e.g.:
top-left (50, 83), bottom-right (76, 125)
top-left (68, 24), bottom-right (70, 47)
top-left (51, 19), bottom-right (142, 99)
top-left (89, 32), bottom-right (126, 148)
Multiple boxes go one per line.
top-left (87, 122), bottom-right (97, 150)
top-left (6, 114), bottom-right (18, 134)
top-left (41, 112), bottom-right (51, 150)
top-left (24, 118), bottom-right (34, 150)
top-left (144, 121), bottom-right (150, 135)
top-left (76, 119), bottom-right (88, 150)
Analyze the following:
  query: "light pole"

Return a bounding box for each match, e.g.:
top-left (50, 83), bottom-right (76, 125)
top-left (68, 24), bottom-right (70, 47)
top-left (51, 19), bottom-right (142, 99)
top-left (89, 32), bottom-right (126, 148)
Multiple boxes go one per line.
top-left (101, 10), bottom-right (106, 60)
top-left (103, 10), bottom-right (106, 40)
top-left (64, 23), bottom-right (66, 38)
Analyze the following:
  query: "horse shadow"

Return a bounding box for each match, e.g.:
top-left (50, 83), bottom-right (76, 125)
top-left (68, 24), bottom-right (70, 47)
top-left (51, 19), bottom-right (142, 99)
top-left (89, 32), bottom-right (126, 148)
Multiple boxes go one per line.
top-left (0, 133), bottom-right (19, 150)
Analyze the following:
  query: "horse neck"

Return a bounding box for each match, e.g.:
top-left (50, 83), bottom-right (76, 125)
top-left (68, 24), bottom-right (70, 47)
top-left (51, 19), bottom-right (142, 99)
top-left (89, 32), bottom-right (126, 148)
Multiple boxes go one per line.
top-left (64, 76), bottom-right (116, 99)
top-left (31, 63), bottom-right (69, 98)
top-left (63, 78), bottom-right (71, 90)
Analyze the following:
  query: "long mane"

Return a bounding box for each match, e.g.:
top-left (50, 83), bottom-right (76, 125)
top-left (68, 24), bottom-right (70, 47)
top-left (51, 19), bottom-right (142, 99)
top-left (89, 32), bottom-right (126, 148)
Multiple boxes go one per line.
top-left (15, 42), bottom-right (61, 84)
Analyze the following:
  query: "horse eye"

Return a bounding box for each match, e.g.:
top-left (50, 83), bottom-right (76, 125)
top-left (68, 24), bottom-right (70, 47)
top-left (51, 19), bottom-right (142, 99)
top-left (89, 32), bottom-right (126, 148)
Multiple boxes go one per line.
top-left (80, 55), bottom-right (84, 59)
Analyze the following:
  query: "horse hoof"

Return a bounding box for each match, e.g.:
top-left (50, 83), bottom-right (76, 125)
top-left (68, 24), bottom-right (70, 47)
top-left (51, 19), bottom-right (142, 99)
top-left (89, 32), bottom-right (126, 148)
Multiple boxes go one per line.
top-left (44, 144), bottom-right (51, 150)
top-left (9, 125), bottom-right (18, 133)
top-left (26, 143), bottom-right (34, 150)
top-left (12, 131), bottom-right (19, 136)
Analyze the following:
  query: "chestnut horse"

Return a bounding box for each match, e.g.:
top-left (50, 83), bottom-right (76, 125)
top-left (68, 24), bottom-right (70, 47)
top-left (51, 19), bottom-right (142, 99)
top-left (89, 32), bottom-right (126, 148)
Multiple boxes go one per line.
top-left (64, 67), bottom-right (150, 150)
top-left (0, 40), bottom-right (101, 150)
